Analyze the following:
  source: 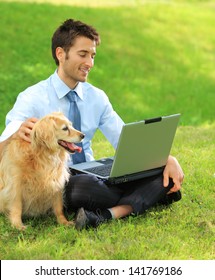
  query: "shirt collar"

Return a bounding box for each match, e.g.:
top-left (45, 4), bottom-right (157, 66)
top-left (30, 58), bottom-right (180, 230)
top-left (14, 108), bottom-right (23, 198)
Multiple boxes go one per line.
top-left (73, 82), bottom-right (84, 100)
top-left (53, 70), bottom-right (84, 101)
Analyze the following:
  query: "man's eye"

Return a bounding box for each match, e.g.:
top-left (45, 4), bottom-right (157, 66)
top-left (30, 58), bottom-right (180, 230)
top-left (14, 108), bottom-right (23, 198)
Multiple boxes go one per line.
top-left (62, 126), bottom-right (69, 131)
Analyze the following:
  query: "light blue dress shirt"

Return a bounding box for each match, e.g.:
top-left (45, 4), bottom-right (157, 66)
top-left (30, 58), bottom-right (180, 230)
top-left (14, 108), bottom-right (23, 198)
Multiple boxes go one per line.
top-left (0, 71), bottom-right (124, 165)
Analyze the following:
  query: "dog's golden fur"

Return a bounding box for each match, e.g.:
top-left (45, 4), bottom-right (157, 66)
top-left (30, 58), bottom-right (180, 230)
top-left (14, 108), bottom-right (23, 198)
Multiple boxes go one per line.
top-left (0, 112), bottom-right (84, 229)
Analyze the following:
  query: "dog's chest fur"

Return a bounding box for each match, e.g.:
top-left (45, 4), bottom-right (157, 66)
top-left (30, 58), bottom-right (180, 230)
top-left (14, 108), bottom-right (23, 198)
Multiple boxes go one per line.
top-left (0, 138), bottom-right (70, 216)
top-left (21, 165), bottom-right (69, 216)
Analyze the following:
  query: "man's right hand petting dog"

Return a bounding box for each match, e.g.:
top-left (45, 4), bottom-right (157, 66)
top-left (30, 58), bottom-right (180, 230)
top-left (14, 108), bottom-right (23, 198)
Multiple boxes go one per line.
top-left (0, 112), bottom-right (84, 230)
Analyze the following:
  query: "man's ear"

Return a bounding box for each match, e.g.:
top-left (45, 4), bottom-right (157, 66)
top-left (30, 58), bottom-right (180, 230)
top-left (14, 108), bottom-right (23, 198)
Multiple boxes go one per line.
top-left (55, 47), bottom-right (65, 64)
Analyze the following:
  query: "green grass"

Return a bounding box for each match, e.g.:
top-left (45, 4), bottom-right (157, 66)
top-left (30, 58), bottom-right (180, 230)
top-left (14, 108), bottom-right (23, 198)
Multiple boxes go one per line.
top-left (0, 0), bottom-right (214, 260)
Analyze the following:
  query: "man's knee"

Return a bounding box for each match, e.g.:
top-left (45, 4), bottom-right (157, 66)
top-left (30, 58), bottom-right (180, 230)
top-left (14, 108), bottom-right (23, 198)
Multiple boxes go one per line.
top-left (64, 174), bottom-right (106, 208)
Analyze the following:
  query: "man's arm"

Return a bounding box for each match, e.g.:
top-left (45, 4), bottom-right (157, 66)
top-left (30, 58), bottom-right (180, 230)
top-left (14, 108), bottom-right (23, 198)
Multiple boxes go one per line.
top-left (13, 118), bottom-right (38, 143)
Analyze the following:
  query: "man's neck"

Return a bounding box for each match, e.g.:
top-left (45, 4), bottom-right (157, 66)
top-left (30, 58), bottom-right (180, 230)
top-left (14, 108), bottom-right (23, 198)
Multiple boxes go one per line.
top-left (57, 68), bottom-right (78, 90)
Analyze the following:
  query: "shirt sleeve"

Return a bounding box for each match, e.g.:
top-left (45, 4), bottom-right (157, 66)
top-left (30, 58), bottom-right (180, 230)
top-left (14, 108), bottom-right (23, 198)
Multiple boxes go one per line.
top-left (98, 94), bottom-right (124, 149)
top-left (0, 89), bottom-right (39, 142)
top-left (0, 121), bottom-right (23, 142)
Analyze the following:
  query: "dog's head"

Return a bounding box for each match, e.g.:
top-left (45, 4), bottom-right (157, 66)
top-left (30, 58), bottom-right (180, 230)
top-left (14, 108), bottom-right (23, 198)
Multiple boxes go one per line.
top-left (31, 112), bottom-right (85, 154)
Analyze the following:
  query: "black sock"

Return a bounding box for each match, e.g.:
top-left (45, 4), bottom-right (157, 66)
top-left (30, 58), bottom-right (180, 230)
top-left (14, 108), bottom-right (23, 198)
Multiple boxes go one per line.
top-left (100, 209), bottom-right (112, 220)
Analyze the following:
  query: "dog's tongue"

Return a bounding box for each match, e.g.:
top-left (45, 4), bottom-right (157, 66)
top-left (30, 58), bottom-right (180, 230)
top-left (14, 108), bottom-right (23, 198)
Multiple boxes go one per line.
top-left (58, 140), bottom-right (83, 153)
top-left (67, 142), bottom-right (82, 153)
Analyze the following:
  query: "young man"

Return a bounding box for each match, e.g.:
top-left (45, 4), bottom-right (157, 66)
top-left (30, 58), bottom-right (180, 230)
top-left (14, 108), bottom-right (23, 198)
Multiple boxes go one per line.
top-left (0, 19), bottom-right (184, 230)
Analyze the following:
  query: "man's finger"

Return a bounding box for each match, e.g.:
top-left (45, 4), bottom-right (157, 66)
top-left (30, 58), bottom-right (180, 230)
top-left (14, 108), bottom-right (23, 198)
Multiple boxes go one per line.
top-left (163, 173), bottom-right (169, 187)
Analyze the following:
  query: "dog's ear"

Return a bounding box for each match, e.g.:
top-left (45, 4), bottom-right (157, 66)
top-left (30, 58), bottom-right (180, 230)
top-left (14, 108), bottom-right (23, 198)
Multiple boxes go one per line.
top-left (31, 118), bottom-right (57, 151)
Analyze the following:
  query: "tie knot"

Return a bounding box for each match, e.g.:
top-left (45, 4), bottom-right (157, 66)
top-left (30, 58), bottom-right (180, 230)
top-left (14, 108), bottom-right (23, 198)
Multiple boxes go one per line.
top-left (67, 90), bottom-right (77, 103)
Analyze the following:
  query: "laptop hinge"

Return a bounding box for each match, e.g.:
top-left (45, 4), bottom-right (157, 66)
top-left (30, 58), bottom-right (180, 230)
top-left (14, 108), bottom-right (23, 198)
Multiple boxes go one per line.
top-left (108, 166), bottom-right (165, 185)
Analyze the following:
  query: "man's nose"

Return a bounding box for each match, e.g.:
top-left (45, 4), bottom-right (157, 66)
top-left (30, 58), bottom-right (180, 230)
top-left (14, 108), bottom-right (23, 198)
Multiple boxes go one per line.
top-left (86, 56), bottom-right (94, 68)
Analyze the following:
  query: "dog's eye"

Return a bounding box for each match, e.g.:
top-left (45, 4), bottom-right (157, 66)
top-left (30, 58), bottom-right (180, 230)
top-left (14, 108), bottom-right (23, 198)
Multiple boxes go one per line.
top-left (62, 126), bottom-right (69, 131)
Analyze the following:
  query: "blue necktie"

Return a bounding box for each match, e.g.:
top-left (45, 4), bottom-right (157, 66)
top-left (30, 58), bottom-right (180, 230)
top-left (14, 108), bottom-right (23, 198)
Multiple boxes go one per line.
top-left (67, 90), bottom-right (86, 164)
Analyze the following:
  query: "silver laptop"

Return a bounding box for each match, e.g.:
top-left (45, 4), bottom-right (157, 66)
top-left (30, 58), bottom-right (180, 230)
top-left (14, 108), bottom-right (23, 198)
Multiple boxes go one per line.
top-left (71, 113), bottom-right (180, 184)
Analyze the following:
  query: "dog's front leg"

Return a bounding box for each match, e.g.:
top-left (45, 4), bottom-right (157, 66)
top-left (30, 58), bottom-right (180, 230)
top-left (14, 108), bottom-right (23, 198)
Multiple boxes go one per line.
top-left (9, 188), bottom-right (26, 230)
top-left (53, 192), bottom-right (73, 226)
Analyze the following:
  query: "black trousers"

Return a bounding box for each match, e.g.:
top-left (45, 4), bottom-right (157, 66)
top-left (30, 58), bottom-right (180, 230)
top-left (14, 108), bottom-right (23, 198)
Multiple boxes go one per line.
top-left (64, 172), bottom-right (174, 215)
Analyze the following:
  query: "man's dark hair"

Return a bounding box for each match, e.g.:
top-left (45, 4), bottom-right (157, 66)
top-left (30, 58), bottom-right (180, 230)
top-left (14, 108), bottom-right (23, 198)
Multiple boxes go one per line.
top-left (52, 19), bottom-right (101, 65)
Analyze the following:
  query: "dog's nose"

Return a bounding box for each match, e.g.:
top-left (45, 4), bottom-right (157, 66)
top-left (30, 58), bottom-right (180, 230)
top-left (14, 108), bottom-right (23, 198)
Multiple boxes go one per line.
top-left (80, 133), bottom-right (85, 139)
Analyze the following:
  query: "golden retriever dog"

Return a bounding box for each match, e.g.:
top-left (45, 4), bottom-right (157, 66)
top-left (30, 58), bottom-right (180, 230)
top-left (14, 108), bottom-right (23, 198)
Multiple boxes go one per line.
top-left (0, 112), bottom-right (84, 229)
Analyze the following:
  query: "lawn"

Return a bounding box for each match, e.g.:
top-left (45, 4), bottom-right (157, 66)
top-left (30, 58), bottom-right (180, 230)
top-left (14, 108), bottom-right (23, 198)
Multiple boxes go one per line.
top-left (0, 0), bottom-right (214, 260)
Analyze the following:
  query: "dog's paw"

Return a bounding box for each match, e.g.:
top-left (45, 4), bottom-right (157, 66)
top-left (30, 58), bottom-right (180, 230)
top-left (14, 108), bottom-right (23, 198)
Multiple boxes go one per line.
top-left (12, 223), bottom-right (27, 230)
top-left (57, 214), bottom-right (74, 226)
top-left (20, 225), bottom-right (27, 230)
top-left (67, 220), bottom-right (74, 226)
top-left (61, 220), bottom-right (74, 226)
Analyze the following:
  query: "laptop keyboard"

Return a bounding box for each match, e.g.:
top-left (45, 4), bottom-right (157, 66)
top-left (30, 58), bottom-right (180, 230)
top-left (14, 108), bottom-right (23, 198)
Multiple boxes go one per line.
top-left (85, 163), bottom-right (113, 177)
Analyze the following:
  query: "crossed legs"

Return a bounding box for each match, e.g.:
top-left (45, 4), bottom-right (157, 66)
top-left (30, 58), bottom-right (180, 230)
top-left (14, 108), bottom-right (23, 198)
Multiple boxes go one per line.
top-left (64, 173), bottom-right (177, 221)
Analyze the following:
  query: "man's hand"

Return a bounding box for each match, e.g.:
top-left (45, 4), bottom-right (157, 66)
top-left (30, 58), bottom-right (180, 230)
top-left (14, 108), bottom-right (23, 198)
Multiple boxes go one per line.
top-left (13, 118), bottom-right (38, 143)
top-left (163, 155), bottom-right (184, 192)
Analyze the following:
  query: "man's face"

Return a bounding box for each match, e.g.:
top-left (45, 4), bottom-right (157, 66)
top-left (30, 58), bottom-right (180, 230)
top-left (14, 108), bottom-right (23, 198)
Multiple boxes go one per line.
top-left (57, 36), bottom-right (96, 88)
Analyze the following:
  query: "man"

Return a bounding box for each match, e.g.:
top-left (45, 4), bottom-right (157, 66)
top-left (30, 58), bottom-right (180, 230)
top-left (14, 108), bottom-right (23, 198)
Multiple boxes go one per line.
top-left (0, 19), bottom-right (184, 230)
